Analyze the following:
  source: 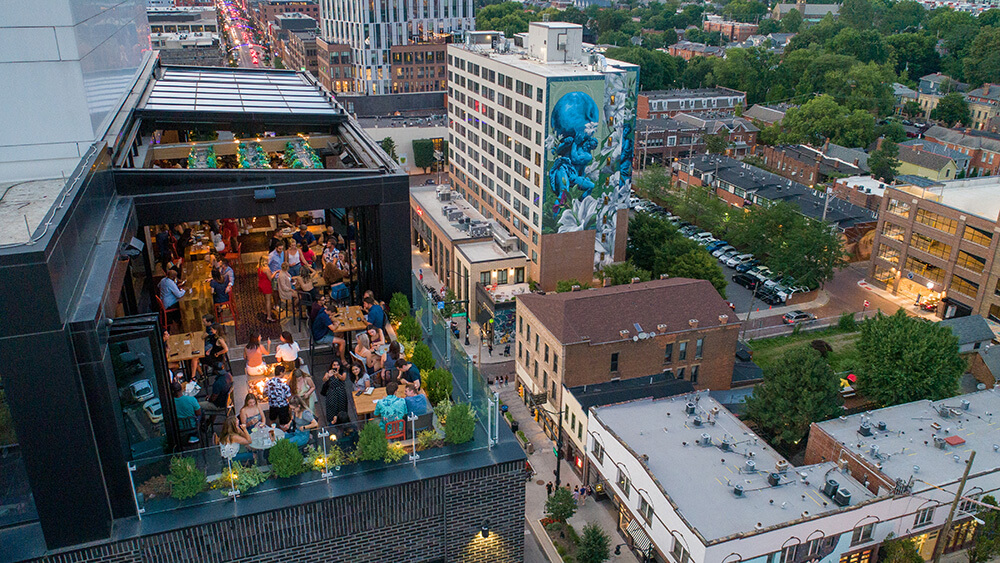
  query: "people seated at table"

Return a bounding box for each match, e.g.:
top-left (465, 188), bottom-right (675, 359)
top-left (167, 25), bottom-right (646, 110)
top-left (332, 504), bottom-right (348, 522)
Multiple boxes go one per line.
top-left (322, 239), bottom-right (339, 267)
top-left (159, 270), bottom-right (186, 309)
top-left (354, 332), bottom-right (382, 375)
top-left (373, 381), bottom-right (407, 429)
top-left (239, 393), bottom-right (266, 432)
top-left (404, 384), bottom-right (431, 416)
top-left (257, 256), bottom-right (277, 323)
top-left (204, 323), bottom-right (229, 372)
top-left (275, 330), bottom-right (302, 373)
top-left (320, 360), bottom-right (349, 425)
top-left (286, 396), bottom-right (320, 445)
top-left (350, 362), bottom-right (371, 392)
top-left (363, 296), bottom-right (387, 332)
top-left (311, 304), bottom-right (347, 363)
top-left (264, 365), bottom-right (293, 427)
top-left (172, 381), bottom-right (202, 432)
top-left (293, 223), bottom-right (316, 248)
top-left (395, 359), bottom-right (421, 389)
top-left (301, 243), bottom-right (318, 271)
top-left (309, 295), bottom-right (328, 325)
top-left (198, 368), bottom-right (232, 418)
top-left (322, 256), bottom-right (349, 287)
top-left (243, 334), bottom-right (270, 376)
top-left (366, 324), bottom-right (385, 349)
top-left (217, 416), bottom-right (251, 446)
top-left (209, 270), bottom-right (229, 304)
top-left (292, 268), bottom-right (319, 303)
top-left (286, 240), bottom-right (304, 277)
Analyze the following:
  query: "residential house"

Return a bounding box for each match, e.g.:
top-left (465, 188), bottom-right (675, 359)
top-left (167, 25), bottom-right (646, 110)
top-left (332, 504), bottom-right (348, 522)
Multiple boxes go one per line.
top-left (892, 82), bottom-right (918, 115)
top-left (832, 175), bottom-right (889, 212)
top-left (637, 87), bottom-right (746, 119)
top-left (918, 73), bottom-right (967, 95)
top-left (703, 16), bottom-right (758, 42)
top-left (666, 40), bottom-right (726, 60)
top-left (923, 125), bottom-right (1000, 176)
top-left (966, 83), bottom-right (1000, 131)
top-left (755, 144), bottom-right (865, 186)
top-left (900, 139), bottom-right (972, 174)
top-left (742, 103), bottom-right (786, 126)
top-left (939, 314), bottom-right (995, 353)
top-left (896, 143), bottom-right (958, 181)
top-left (674, 112), bottom-right (759, 156)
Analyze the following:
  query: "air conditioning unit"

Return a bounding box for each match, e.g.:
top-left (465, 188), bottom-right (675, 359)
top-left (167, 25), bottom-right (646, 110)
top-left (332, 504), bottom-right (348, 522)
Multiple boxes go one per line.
top-left (858, 421), bottom-right (872, 436)
top-left (822, 479), bottom-right (839, 498)
top-left (493, 226), bottom-right (515, 251)
top-left (700, 433), bottom-right (712, 446)
top-left (768, 472), bottom-right (781, 487)
top-left (685, 402), bottom-right (696, 415)
top-left (833, 488), bottom-right (852, 507)
top-left (745, 460), bottom-right (756, 473)
top-left (436, 188), bottom-right (452, 202)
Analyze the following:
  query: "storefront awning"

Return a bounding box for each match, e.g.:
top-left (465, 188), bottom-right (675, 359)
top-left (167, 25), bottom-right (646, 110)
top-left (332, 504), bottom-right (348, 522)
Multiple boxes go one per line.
top-left (626, 518), bottom-right (652, 554)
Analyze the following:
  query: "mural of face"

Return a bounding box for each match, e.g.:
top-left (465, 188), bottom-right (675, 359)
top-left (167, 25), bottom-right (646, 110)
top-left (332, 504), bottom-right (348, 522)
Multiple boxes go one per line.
top-left (549, 91), bottom-right (600, 210)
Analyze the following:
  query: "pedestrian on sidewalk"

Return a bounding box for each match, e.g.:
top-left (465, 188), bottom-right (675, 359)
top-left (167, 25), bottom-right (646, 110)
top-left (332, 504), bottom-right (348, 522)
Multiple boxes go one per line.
top-left (487, 341), bottom-right (493, 356)
top-left (546, 481), bottom-right (553, 496)
top-left (503, 343), bottom-right (510, 356)
top-left (573, 486), bottom-right (580, 504)
top-left (418, 268), bottom-right (423, 282)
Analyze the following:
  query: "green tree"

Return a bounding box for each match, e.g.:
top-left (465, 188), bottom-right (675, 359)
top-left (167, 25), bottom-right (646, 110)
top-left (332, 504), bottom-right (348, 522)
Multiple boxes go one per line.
top-left (886, 33), bottom-right (941, 79)
top-left (841, 0), bottom-right (875, 29)
top-left (605, 47), bottom-right (679, 91)
top-left (746, 347), bottom-right (843, 447)
top-left (664, 249), bottom-right (727, 297)
top-left (410, 341), bottom-right (436, 371)
top-left (779, 95), bottom-right (876, 147)
top-left (930, 92), bottom-right (971, 126)
top-left (758, 18), bottom-right (782, 36)
top-left (379, 137), bottom-right (397, 161)
top-left (444, 402), bottom-right (476, 444)
top-left (902, 100), bottom-right (924, 118)
top-left (781, 8), bottom-right (803, 33)
top-left (545, 487), bottom-right (577, 522)
top-left (722, 0), bottom-right (768, 22)
top-left (968, 495), bottom-right (1000, 563)
top-left (626, 212), bottom-right (677, 273)
top-left (823, 62), bottom-right (897, 117)
top-left (878, 535), bottom-right (923, 563)
top-left (577, 523), bottom-right (612, 563)
top-left (876, 120), bottom-right (908, 143)
top-left (704, 133), bottom-right (730, 154)
top-left (712, 47), bottom-right (778, 105)
top-left (423, 368), bottom-right (454, 406)
top-left (476, 2), bottom-right (538, 35)
top-left (879, 0), bottom-right (927, 33)
top-left (978, 8), bottom-right (1000, 28)
top-left (357, 420), bottom-right (389, 461)
top-left (963, 27), bottom-right (1000, 88)
top-left (633, 165), bottom-right (672, 200)
top-left (599, 262), bottom-right (652, 286)
top-left (869, 139), bottom-right (901, 182)
top-left (412, 139), bottom-right (436, 172)
top-left (856, 309), bottom-right (965, 406)
top-left (828, 28), bottom-right (889, 64)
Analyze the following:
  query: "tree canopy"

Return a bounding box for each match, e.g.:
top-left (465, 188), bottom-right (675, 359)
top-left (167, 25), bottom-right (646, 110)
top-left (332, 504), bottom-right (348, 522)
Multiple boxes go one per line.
top-left (869, 139), bottom-right (901, 182)
top-left (856, 309), bottom-right (965, 406)
top-left (930, 92), bottom-right (971, 127)
top-left (746, 346), bottom-right (843, 447)
top-left (626, 211), bottom-right (727, 296)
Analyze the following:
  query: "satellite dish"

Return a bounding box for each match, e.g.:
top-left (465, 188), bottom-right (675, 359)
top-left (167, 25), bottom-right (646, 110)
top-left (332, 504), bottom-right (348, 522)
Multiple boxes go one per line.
top-left (639, 332), bottom-right (649, 340)
top-left (632, 335), bottom-right (639, 342)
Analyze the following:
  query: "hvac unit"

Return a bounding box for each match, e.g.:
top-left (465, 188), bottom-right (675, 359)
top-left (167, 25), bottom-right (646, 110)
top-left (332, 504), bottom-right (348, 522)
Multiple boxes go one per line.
top-left (822, 479), bottom-right (839, 498)
top-left (858, 421), bottom-right (872, 436)
top-left (767, 472), bottom-right (781, 487)
top-left (833, 488), bottom-right (852, 507)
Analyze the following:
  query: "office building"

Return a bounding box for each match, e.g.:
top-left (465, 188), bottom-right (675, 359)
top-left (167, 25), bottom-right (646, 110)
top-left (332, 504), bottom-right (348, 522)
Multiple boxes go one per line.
top-left (869, 177), bottom-right (1000, 319)
top-left (447, 23), bottom-right (639, 291)
top-left (587, 389), bottom-right (1000, 563)
top-left (514, 278), bottom-right (741, 463)
top-left (390, 40), bottom-right (449, 93)
top-left (283, 29), bottom-right (319, 74)
top-left (271, 12), bottom-right (318, 59)
top-left (0, 4), bottom-right (524, 558)
top-left (320, 0), bottom-right (474, 95)
top-left (254, 0), bottom-right (320, 28)
top-left (316, 37), bottom-right (354, 93)
top-left (148, 7), bottom-right (223, 66)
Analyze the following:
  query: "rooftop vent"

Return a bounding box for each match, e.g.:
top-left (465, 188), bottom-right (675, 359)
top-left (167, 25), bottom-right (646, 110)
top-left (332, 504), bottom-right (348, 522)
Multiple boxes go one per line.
top-left (620, 329), bottom-right (630, 339)
top-left (689, 319), bottom-right (699, 328)
top-left (934, 436), bottom-right (947, 449)
top-left (719, 314), bottom-right (729, 324)
top-left (822, 479), bottom-right (839, 498)
top-left (720, 438), bottom-right (732, 451)
top-left (693, 416), bottom-right (704, 427)
top-left (745, 460), bottom-right (757, 473)
top-left (877, 421), bottom-right (887, 431)
top-left (768, 472), bottom-right (781, 487)
top-left (630, 277), bottom-right (642, 284)
top-left (734, 484), bottom-right (744, 497)
top-left (571, 284), bottom-right (582, 292)
top-left (775, 460), bottom-right (789, 473)
top-left (833, 488), bottom-right (851, 507)
top-left (700, 433), bottom-right (713, 446)
top-left (870, 444), bottom-right (880, 457)
top-left (657, 324), bottom-right (668, 333)
top-left (962, 399), bottom-right (971, 410)
top-left (858, 421), bottom-right (872, 436)
top-left (685, 402), bottom-right (696, 415)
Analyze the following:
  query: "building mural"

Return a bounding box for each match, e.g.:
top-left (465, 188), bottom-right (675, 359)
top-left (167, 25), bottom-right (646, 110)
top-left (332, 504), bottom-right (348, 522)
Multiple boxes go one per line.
top-left (543, 67), bottom-right (639, 267)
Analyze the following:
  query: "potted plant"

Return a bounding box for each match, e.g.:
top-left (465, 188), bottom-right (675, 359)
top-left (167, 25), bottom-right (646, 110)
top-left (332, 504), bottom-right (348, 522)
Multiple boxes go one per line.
top-left (268, 438), bottom-right (305, 478)
top-left (445, 403), bottom-right (476, 445)
top-left (168, 456), bottom-right (207, 500)
top-left (210, 462), bottom-right (270, 495)
top-left (424, 368), bottom-right (454, 406)
top-left (356, 421), bottom-right (388, 462)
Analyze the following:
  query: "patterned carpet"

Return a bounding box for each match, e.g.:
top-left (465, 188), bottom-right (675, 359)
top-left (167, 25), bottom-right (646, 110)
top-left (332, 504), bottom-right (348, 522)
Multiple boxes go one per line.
top-left (231, 262), bottom-right (283, 345)
top-left (240, 231), bottom-right (270, 254)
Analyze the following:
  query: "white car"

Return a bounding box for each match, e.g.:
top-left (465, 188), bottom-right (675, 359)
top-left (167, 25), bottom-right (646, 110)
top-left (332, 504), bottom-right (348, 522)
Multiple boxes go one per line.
top-left (718, 249), bottom-right (740, 263)
top-left (628, 196), bottom-right (643, 209)
top-left (128, 380), bottom-right (154, 403)
top-left (690, 231), bottom-right (713, 242)
top-left (748, 266), bottom-right (772, 280)
top-left (725, 253), bottom-right (754, 268)
top-left (712, 245), bottom-right (735, 258)
top-left (143, 398), bottom-right (163, 424)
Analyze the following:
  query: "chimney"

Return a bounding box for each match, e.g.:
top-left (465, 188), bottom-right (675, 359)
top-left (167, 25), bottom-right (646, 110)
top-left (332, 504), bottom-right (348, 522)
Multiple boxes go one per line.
top-left (657, 324), bottom-right (668, 333)
top-left (688, 319), bottom-right (699, 328)
top-left (630, 277), bottom-right (641, 284)
top-left (853, 158), bottom-right (859, 166)
top-left (823, 138), bottom-right (830, 153)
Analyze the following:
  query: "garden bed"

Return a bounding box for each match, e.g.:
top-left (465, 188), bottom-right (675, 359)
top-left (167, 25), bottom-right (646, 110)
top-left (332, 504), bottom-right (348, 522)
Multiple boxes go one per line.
top-left (541, 518), bottom-right (580, 562)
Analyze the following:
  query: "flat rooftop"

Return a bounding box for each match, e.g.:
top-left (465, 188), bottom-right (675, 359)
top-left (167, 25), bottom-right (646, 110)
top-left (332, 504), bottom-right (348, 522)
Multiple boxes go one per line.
top-left (937, 178), bottom-right (1000, 222)
top-left (0, 179), bottom-right (68, 246)
top-left (837, 175), bottom-right (887, 197)
top-left (410, 185), bottom-right (491, 243)
top-left (451, 44), bottom-right (637, 79)
top-left (458, 240), bottom-right (525, 263)
top-left (593, 392), bottom-right (874, 542)
top-left (814, 389), bottom-right (1000, 487)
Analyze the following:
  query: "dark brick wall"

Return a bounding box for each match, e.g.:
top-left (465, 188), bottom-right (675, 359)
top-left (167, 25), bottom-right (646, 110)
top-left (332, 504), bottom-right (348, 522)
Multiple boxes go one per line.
top-left (23, 461), bottom-right (523, 563)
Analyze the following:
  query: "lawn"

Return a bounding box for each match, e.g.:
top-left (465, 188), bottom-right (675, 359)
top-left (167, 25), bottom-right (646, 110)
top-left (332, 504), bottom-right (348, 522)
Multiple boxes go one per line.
top-left (749, 326), bottom-right (861, 376)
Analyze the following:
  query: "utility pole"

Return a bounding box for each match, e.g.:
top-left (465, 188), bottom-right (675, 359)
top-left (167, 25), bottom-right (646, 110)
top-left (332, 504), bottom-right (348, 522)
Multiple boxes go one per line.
top-left (821, 187), bottom-right (831, 222)
top-left (932, 450), bottom-right (976, 563)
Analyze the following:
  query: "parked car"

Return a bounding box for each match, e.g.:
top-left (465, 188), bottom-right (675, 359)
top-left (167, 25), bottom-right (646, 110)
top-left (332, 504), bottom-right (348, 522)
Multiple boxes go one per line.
top-left (712, 245), bottom-right (736, 258)
top-left (680, 225), bottom-right (698, 236)
top-left (706, 240), bottom-right (728, 252)
top-left (718, 250), bottom-right (740, 264)
top-left (697, 236), bottom-right (718, 246)
top-left (127, 380), bottom-right (155, 403)
top-left (143, 398), bottom-right (163, 424)
top-left (690, 231), bottom-right (713, 241)
top-left (771, 284), bottom-right (792, 302)
top-left (782, 310), bottom-right (815, 324)
top-left (757, 287), bottom-right (785, 305)
top-left (725, 253), bottom-right (755, 268)
top-left (733, 273), bottom-right (760, 290)
top-left (735, 259), bottom-right (760, 273)
top-left (628, 196), bottom-right (643, 208)
top-left (747, 266), bottom-right (772, 281)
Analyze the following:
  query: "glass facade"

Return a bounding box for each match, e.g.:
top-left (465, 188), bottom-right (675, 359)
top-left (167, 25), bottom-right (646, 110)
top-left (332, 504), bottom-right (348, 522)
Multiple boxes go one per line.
top-left (0, 375), bottom-right (37, 527)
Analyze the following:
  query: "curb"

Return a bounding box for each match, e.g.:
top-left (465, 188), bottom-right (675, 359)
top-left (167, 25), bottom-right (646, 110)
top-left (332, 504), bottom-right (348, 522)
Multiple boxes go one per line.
top-left (527, 515), bottom-right (562, 563)
top-left (736, 290), bottom-right (830, 321)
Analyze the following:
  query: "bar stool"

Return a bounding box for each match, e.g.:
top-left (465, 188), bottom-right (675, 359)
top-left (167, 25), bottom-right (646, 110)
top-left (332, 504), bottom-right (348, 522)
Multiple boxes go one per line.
top-left (214, 288), bottom-right (239, 336)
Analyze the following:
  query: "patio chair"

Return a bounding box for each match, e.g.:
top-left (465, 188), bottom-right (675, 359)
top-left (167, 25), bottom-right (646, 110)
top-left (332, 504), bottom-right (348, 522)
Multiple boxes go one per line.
top-left (385, 418), bottom-right (405, 441)
top-left (155, 295), bottom-right (179, 330)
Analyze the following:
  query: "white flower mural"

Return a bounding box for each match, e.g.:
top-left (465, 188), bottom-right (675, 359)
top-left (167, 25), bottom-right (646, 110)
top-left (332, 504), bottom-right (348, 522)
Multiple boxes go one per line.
top-left (557, 195), bottom-right (600, 233)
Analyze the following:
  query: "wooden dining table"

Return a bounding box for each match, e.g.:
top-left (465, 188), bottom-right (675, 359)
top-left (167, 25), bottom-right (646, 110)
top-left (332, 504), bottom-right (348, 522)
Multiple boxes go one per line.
top-left (166, 331), bottom-right (206, 362)
top-left (330, 305), bottom-right (368, 334)
top-left (354, 385), bottom-right (408, 418)
top-left (179, 259), bottom-right (214, 332)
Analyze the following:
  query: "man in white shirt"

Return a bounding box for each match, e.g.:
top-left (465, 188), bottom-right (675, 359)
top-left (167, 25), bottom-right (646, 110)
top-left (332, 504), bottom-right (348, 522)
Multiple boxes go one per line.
top-left (159, 270), bottom-right (186, 309)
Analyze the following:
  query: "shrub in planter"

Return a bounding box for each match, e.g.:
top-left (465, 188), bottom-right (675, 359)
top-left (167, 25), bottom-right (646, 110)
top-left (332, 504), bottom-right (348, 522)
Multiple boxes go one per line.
top-left (445, 403), bottom-right (476, 445)
top-left (398, 315), bottom-right (423, 342)
top-left (384, 442), bottom-right (407, 463)
top-left (357, 421), bottom-right (389, 461)
top-left (434, 398), bottom-right (452, 425)
top-left (424, 368), bottom-right (453, 406)
top-left (389, 293), bottom-right (411, 322)
top-left (416, 429), bottom-right (444, 451)
top-left (138, 475), bottom-right (171, 499)
top-left (210, 462), bottom-right (269, 494)
top-left (168, 456), bottom-right (207, 500)
top-left (268, 438), bottom-right (305, 478)
top-left (411, 341), bottom-right (436, 371)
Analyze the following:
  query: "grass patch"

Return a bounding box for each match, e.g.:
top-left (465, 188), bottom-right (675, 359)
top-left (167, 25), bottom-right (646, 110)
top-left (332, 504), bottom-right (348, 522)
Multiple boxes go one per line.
top-left (750, 328), bottom-right (860, 373)
top-left (543, 521), bottom-right (580, 562)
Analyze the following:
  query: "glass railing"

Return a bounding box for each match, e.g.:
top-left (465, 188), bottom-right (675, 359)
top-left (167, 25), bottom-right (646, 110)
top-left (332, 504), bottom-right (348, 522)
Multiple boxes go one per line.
top-left (0, 444), bottom-right (37, 528)
top-left (127, 273), bottom-right (498, 517)
top-left (128, 417), bottom-right (489, 517)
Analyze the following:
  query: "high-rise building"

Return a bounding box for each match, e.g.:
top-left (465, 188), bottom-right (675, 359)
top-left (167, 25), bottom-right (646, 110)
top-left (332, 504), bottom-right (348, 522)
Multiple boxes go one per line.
top-left (447, 23), bottom-right (639, 291)
top-left (319, 0), bottom-right (473, 95)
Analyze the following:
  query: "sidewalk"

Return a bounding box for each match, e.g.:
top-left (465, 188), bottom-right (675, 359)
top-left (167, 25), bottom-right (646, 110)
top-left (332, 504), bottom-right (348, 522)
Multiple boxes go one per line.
top-left (735, 289), bottom-right (830, 321)
top-left (411, 248), bottom-right (511, 366)
top-left (855, 277), bottom-right (940, 321)
top-left (495, 382), bottom-right (641, 563)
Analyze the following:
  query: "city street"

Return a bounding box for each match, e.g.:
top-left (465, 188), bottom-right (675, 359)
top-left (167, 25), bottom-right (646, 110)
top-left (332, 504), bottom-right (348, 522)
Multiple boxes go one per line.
top-left (216, 0), bottom-right (270, 68)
